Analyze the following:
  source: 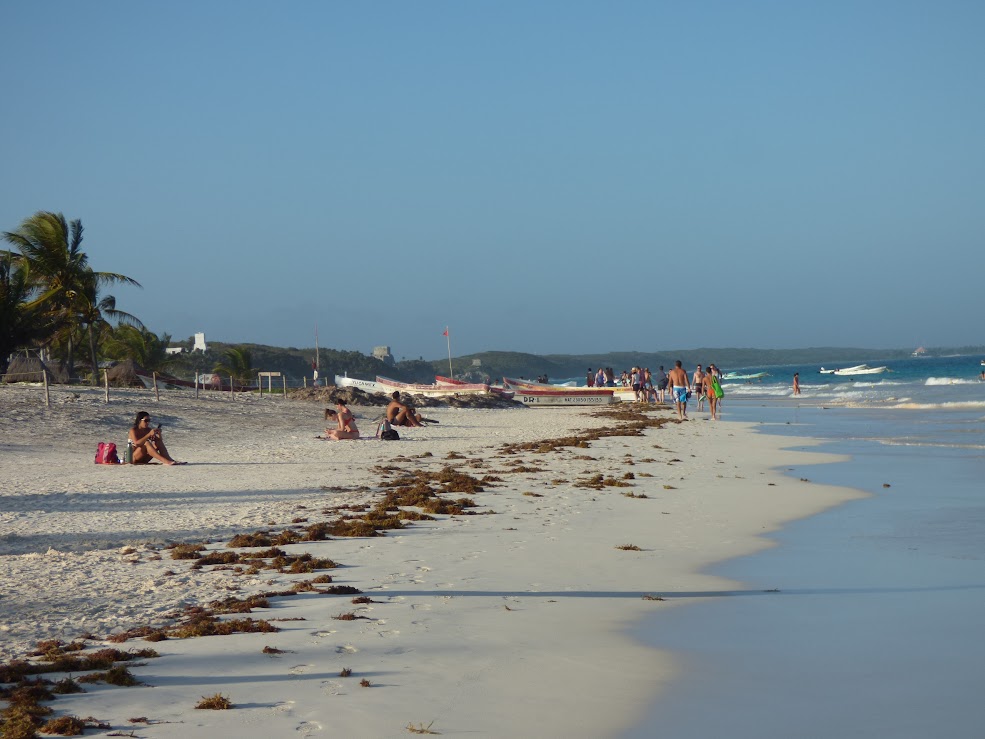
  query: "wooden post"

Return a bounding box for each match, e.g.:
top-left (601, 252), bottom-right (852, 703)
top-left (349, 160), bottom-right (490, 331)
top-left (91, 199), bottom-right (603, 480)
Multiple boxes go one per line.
top-left (153, 371), bottom-right (160, 402)
top-left (258, 374), bottom-right (263, 399)
top-left (230, 375), bottom-right (234, 399)
top-left (303, 377), bottom-right (307, 389)
top-left (282, 375), bottom-right (287, 399)
top-left (195, 373), bottom-right (199, 399)
top-left (42, 368), bottom-right (50, 408)
top-left (103, 369), bottom-right (109, 404)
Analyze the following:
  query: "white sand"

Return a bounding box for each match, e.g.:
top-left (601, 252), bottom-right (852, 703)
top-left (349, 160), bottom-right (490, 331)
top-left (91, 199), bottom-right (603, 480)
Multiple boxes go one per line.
top-left (0, 384), bottom-right (860, 737)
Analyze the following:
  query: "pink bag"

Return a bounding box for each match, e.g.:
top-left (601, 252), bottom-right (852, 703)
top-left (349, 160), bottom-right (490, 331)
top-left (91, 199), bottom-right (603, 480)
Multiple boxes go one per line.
top-left (94, 442), bottom-right (120, 464)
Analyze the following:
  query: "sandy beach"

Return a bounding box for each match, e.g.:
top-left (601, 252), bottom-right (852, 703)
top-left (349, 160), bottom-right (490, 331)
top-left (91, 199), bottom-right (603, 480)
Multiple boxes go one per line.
top-left (0, 384), bottom-right (860, 737)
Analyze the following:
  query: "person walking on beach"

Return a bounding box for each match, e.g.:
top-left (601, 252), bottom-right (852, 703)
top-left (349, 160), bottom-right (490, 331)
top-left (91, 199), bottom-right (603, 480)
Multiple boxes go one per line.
top-left (656, 366), bottom-right (668, 403)
top-left (793, 372), bottom-right (801, 395)
top-left (692, 364), bottom-right (706, 411)
top-left (703, 369), bottom-right (722, 420)
top-left (595, 367), bottom-right (605, 388)
top-left (128, 411), bottom-right (182, 465)
top-left (586, 368), bottom-right (595, 387)
top-left (386, 391), bottom-right (423, 427)
top-left (324, 400), bottom-right (359, 440)
top-left (667, 361), bottom-right (691, 420)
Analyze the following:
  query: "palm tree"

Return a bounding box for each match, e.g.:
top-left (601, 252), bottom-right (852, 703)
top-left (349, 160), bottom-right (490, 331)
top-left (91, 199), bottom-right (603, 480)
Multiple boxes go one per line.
top-left (103, 325), bottom-right (176, 373)
top-left (2, 212), bottom-right (142, 381)
top-left (0, 252), bottom-right (55, 375)
top-left (75, 267), bottom-right (144, 381)
top-left (213, 346), bottom-right (254, 388)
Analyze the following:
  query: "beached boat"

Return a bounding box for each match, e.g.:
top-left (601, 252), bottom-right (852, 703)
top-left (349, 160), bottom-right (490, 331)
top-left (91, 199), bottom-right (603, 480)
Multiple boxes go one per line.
top-left (503, 377), bottom-right (612, 393)
top-left (377, 376), bottom-right (491, 397)
top-left (502, 378), bottom-right (616, 406)
top-left (436, 375), bottom-right (515, 399)
top-left (612, 386), bottom-right (640, 402)
top-left (334, 374), bottom-right (385, 394)
top-left (136, 370), bottom-right (255, 392)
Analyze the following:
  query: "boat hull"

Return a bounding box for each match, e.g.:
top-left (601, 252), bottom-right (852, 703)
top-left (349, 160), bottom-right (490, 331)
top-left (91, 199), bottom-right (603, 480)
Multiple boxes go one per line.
top-left (377, 376), bottom-right (492, 396)
top-left (833, 366), bottom-right (888, 376)
top-left (136, 371), bottom-right (255, 392)
top-left (503, 379), bottom-right (615, 406)
top-left (334, 375), bottom-right (385, 394)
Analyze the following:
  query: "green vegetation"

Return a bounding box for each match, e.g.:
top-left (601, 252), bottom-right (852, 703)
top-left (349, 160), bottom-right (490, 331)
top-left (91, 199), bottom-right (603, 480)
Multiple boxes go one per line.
top-left (2, 211), bottom-right (141, 380)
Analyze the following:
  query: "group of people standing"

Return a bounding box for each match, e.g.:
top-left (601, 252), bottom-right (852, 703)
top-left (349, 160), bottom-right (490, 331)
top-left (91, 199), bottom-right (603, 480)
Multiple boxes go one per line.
top-left (672, 361), bottom-right (724, 421)
top-left (585, 367), bottom-right (618, 387)
top-left (587, 363), bottom-right (725, 420)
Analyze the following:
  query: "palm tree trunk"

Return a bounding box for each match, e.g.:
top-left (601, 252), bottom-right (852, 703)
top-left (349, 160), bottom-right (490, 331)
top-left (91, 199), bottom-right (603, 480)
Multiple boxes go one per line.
top-left (66, 335), bottom-right (75, 383)
top-left (87, 323), bottom-right (99, 386)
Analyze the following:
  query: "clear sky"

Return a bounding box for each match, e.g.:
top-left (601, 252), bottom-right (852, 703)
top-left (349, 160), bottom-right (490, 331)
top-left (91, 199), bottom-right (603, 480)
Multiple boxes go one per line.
top-left (2, 1), bottom-right (982, 360)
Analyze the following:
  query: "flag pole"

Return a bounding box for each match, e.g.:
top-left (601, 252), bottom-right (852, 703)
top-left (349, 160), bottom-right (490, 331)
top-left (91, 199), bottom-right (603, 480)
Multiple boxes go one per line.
top-left (445, 327), bottom-right (453, 379)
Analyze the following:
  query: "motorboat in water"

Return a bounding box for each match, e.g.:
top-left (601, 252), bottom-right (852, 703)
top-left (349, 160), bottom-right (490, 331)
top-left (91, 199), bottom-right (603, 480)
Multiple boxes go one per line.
top-left (818, 364), bottom-right (889, 377)
top-left (721, 371), bottom-right (769, 382)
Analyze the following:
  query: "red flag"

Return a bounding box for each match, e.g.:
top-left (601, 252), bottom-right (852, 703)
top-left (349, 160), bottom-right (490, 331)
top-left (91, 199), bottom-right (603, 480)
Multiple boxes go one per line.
top-left (442, 328), bottom-right (449, 337)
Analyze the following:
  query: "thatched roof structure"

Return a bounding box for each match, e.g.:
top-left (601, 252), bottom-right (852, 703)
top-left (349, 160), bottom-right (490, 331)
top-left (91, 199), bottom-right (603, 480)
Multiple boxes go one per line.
top-left (104, 359), bottom-right (147, 388)
top-left (3, 355), bottom-right (69, 384)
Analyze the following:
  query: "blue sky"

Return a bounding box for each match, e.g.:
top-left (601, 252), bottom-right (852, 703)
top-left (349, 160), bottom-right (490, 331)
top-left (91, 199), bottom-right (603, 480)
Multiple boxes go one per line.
top-left (2, 1), bottom-right (982, 360)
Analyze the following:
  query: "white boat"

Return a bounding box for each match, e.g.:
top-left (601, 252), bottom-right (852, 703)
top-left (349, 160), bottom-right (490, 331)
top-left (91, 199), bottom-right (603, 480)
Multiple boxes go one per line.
top-left (436, 375), bottom-right (514, 399)
top-left (334, 374), bottom-right (385, 394)
top-left (377, 376), bottom-right (492, 397)
top-left (504, 377), bottom-right (611, 393)
top-left (833, 364), bottom-right (889, 376)
top-left (502, 378), bottom-right (616, 406)
top-left (721, 371), bottom-right (768, 382)
top-left (819, 364), bottom-right (874, 375)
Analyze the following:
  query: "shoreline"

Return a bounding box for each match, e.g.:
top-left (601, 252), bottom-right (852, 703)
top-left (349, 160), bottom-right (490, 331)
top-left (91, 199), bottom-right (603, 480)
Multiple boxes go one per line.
top-left (626, 401), bottom-right (985, 737)
top-left (1, 385), bottom-right (861, 737)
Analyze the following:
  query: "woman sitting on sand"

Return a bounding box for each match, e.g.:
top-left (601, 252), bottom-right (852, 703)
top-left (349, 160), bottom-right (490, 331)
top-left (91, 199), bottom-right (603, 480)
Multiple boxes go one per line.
top-left (129, 411), bottom-right (182, 465)
top-left (324, 400), bottom-right (359, 440)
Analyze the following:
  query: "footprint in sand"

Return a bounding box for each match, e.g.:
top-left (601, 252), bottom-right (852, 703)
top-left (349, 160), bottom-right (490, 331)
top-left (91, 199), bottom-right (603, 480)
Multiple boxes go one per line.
top-left (377, 629), bottom-right (400, 638)
top-left (289, 664), bottom-right (312, 676)
top-left (410, 603), bottom-right (431, 611)
top-left (297, 720), bottom-right (322, 735)
top-left (336, 644), bottom-right (358, 655)
top-left (274, 701), bottom-right (295, 714)
top-left (416, 565), bottom-right (432, 572)
top-left (321, 679), bottom-right (344, 696)
top-left (312, 630), bottom-right (337, 638)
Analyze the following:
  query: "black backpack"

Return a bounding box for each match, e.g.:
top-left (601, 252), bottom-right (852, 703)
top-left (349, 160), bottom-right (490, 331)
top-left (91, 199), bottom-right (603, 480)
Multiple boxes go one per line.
top-left (378, 419), bottom-right (400, 441)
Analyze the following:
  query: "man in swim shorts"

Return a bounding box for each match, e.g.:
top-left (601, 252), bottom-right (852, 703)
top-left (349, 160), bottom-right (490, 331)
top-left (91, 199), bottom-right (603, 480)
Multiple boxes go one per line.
top-left (386, 391), bottom-right (423, 427)
top-left (667, 360), bottom-right (691, 421)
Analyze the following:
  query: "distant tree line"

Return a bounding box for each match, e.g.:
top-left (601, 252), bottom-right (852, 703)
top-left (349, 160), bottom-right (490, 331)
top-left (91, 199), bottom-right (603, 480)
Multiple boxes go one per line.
top-left (1, 210), bottom-right (440, 385)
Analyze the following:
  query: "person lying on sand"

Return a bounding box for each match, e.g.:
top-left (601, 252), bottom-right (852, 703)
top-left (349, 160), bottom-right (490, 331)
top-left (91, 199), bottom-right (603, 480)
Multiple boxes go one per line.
top-left (386, 391), bottom-right (424, 427)
top-left (129, 411), bottom-right (183, 464)
top-left (323, 400), bottom-right (360, 440)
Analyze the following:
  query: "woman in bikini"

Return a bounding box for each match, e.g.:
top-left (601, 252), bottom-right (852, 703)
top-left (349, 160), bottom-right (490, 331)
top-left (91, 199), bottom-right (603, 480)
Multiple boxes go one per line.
top-left (129, 411), bottom-right (182, 464)
top-left (324, 400), bottom-right (359, 440)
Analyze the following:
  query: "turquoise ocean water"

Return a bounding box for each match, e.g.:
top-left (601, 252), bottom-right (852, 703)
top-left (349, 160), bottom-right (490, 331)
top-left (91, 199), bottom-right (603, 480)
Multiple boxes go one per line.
top-left (622, 354), bottom-right (985, 738)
